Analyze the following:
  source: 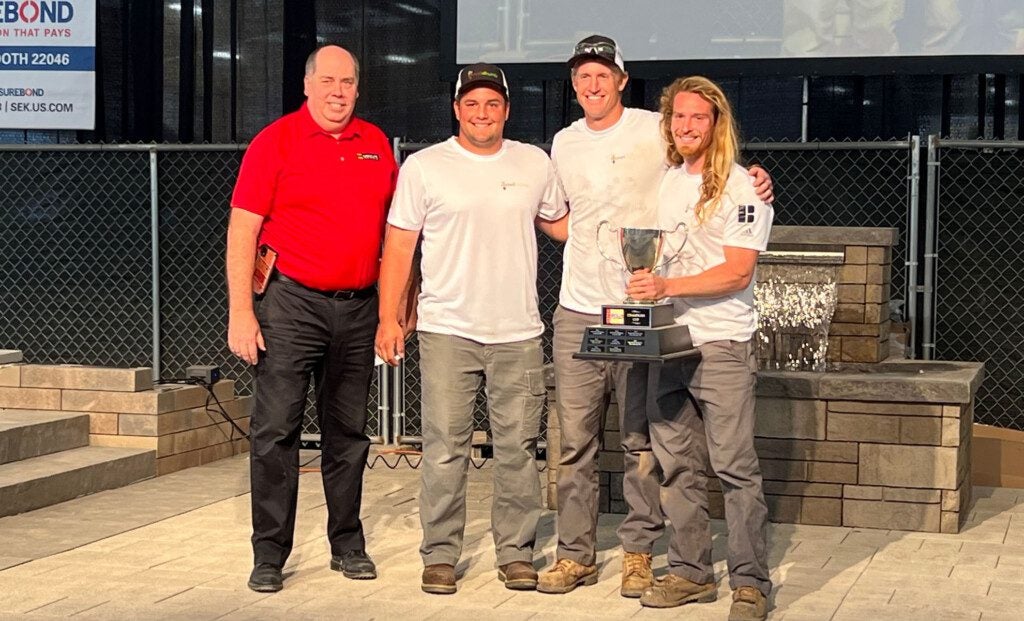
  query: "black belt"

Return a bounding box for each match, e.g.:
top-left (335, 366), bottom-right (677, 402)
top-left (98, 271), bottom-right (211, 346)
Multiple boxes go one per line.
top-left (277, 274), bottom-right (376, 300)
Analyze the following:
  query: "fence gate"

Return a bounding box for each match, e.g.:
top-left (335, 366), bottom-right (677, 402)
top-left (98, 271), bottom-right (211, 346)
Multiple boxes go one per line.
top-left (927, 139), bottom-right (1024, 430)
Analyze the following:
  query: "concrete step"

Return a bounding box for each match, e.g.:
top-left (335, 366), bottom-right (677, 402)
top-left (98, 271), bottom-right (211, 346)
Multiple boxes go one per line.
top-left (0, 446), bottom-right (155, 517)
top-left (0, 410), bottom-right (90, 465)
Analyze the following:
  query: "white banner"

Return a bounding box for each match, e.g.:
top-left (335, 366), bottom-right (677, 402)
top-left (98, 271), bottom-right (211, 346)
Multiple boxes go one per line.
top-left (0, 1), bottom-right (96, 130)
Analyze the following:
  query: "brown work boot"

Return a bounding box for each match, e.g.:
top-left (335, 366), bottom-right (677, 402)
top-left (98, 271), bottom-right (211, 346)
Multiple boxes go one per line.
top-left (620, 551), bottom-right (653, 598)
top-left (421, 563), bottom-right (457, 595)
top-left (498, 561), bottom-right (538, 591)
top-left (536, 558), bottom-right (598, 594)
top-left (728, 586), bottom-right (768, 621)
top-left (639, 573), bottom-right (717, 608)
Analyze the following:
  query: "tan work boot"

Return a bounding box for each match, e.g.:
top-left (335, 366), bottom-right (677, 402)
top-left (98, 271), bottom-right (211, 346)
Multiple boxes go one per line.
top-left (421, 563), bottom-right (457, 595)
top-left (728, 585), bottom-right (768, 621)
top-left (498, 561), bottom-right (538, 591)
top-left (639, 573), bottom-right (716, 608)
top-left (620, 551), bottom-right (653, 598)
top-left (536, 558), bottom-right (598, 594)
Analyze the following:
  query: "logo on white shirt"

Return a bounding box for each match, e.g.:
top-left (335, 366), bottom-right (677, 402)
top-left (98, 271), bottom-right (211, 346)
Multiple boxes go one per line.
top-left (738, 205), bottom-right (756, 223)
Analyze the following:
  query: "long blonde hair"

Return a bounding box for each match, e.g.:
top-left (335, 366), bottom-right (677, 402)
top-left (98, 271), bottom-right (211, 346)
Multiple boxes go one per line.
top-left (659, 76), bottom-right (739, 224)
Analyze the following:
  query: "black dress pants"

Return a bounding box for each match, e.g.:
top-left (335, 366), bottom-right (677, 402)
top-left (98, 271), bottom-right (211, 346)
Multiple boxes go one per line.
top-left (250, 276), bottom-right (377, 567)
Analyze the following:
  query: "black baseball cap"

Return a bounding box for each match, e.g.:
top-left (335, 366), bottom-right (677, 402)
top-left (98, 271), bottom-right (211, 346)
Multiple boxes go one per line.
top-left (455, 63), bottom-right (509, 100)
top-left (567, 34), bottom-right (625, 72)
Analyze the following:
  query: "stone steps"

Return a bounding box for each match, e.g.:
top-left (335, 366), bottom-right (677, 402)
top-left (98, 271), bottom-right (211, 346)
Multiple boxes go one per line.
top-left (0, 354), bottom-right (159, 517)
top-left (0, 351), bottom-right (248, 515)
top-left (0, 445), bottom-right (155, 518)
top-left (0, 410), bottom-right (90, 465)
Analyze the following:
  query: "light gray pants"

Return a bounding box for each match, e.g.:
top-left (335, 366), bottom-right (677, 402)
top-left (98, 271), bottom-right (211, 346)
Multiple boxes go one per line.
top-left (643, 339), bottom-right (771, 596)
top-left (551, 306), bottom-right (663, 566)
top-left (417, 331), bottom-right (546, 568)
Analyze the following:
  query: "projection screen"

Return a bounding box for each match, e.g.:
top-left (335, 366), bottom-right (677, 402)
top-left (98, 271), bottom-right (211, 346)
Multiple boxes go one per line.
top-left (456, 0), bottom-right (1023, 65)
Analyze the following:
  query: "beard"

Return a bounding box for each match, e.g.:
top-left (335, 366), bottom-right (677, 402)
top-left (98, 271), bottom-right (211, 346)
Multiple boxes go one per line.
top-left (675, 136), bottom-right (710, 160)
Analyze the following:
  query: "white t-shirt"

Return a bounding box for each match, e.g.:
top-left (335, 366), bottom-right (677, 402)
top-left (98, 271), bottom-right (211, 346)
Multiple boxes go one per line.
top-left (658, 162), bottom-right (774, 346)
top-left (388, 137), bottom-right (567, 344)
top-left (551, 108), bottom-right (668, 314)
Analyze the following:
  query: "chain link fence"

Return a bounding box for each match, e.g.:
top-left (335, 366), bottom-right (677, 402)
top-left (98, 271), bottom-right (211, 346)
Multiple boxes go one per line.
top-left (929, 140), bottom-right (1024, 430)
top-left (743, 141), bottom-right (915, 310)
top-left (0, 145), bottom-right (382, 442)
top-left (0, 149), bottom-right (152, 369)
top-left (3, 138), bottom-right (1019, 440)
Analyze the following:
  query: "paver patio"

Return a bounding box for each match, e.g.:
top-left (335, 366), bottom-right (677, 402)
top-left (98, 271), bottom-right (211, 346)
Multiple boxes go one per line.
top-left (1, 451), bottom-right (1023, 620)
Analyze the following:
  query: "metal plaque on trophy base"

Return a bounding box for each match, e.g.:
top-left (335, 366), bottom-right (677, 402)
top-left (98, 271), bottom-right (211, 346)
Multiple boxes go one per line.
top-left (576, 321), bottom-right (694, 362)
top-left (574, 222), bottom-right (698, 363)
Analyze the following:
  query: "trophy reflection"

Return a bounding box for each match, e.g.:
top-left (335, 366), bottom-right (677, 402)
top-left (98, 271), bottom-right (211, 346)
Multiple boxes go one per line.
top-left (575, 221), bottom-right (695, 362)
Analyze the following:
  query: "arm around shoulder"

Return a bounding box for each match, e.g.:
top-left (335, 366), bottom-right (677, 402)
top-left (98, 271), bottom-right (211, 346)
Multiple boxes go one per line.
top-left (536, 212), bottom-right (569, 242)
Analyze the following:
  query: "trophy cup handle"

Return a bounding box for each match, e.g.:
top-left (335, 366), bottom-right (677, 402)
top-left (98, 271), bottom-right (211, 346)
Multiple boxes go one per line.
top-left (654, 222), bottom-right (688, 271)
top-left (596, 220), bottom-right (622, 266)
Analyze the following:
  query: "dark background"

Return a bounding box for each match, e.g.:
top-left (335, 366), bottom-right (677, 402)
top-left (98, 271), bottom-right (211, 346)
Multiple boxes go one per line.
top-left (0, 0), bottom-right (1019, 145)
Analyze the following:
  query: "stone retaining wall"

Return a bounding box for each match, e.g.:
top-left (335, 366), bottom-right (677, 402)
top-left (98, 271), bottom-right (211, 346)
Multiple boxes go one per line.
top-left (0, 361), bottom-right (249, 476)
top-left (545, 361), bottom-right (982, 534)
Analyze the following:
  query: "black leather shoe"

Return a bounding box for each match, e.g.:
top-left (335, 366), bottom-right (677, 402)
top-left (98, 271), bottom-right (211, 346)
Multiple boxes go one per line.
top-left (330, 549), bottom-right (377, 580)
top-left (247, 563), bottom-right (283, 592)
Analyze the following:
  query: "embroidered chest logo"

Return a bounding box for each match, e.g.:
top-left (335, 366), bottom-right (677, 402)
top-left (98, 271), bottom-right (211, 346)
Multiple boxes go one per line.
top-left (737, 205), bottom-right (756, 223)
top-left (356, 153), bottom-right (380, 160)
top-left (501, 181), bottom-right (527, 190)
top-left (610, 154), bottom-right (627, 164)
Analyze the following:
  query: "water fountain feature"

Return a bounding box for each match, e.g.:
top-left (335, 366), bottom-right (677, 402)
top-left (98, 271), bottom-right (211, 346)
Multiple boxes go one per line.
top-left (755, 278), bottom-right (837, 371)
top-left (753, 242), bottom-right (844, 372)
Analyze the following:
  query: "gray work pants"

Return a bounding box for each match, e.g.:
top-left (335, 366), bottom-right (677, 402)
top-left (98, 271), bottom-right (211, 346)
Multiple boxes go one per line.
top-left (551, 306), bottom-right (663, 566)
top-left (417, 332), bottom-right (546, 568)
top-left (645, 339), bottom-right (771, 596)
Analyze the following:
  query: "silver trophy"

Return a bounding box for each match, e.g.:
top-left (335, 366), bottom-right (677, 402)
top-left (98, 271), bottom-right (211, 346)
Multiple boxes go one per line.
top-left (597, 220), bottom-right (687, 303)
top-left (574, 221), bottom-right (694, 362)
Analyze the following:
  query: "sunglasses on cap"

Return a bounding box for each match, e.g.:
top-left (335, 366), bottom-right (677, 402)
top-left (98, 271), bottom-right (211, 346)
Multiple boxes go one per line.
top-left (574, 41), bottom-right (616, 57)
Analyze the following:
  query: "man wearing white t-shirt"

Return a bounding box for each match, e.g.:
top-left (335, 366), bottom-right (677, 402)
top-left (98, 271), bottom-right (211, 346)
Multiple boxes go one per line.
top-left (626, 76), bottom-right (772, 620)
top-left (375, 63), bottom-right (567, 596)
top-left (539, 35), bottom-right (774, 598)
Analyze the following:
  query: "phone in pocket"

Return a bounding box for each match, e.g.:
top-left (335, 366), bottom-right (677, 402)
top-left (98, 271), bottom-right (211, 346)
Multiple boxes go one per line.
top-left (252, 244), bottom-right (278, 294)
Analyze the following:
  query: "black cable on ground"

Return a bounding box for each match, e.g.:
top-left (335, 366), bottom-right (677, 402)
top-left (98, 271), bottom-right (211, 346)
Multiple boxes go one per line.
top-left (155, 378), bottom-right (250, 440)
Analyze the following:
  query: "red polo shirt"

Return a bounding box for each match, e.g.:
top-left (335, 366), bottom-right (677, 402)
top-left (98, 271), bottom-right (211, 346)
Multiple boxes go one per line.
top-left (231, 104), bottom-right (397, 290)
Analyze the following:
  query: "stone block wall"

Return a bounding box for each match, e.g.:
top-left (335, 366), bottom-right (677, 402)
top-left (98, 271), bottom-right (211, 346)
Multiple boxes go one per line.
top-left (545, 385), bottom-right (974, 534)
top-left (0, 362), bottom-right (249, 476)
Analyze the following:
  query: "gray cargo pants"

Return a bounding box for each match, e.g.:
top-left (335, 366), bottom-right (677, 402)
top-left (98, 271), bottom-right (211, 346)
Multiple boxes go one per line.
top-left (642, 339), bottom-right (771, 596)
top-left (417, 332), bottom-right (546, 568)
top-left (551, 306), bottom-right (664, 566)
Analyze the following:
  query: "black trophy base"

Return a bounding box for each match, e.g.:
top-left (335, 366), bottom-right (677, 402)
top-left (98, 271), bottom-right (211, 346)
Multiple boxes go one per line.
top-left (574, 323), bottom-right (697, 363)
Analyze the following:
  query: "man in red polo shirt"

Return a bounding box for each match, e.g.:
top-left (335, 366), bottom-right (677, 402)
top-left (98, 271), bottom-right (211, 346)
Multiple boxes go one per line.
top-left (226, 44), bottom-right (397, 593)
